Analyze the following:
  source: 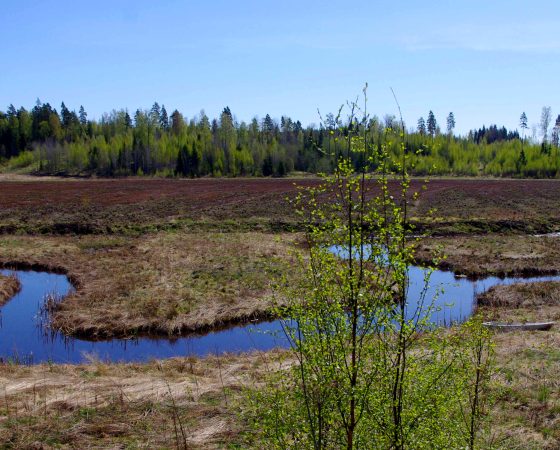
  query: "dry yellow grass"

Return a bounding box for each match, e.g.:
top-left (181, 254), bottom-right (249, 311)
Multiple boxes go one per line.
top-left (416, 234), bottom-right (560, 278)
top-left (476, 282), bottom-right (560, 449)
top-left (0, 174), bottom-right (74, 182)
top-left (0, 350), bottom-right (291, 448)
top-left (1, 287), bottom-right (557, 449)
top-left (2, 228), bottom-right (560, 448)
top-left (0, 273), bottom-right (20, 306)
top-left (0, 232), bottom-right (299, 338)
top-left (1, 274), bottom-right (559, 447)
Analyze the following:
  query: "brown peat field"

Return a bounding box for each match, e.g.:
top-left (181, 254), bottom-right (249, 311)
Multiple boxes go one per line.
top-left (1, 175), bottom-right (560, 448)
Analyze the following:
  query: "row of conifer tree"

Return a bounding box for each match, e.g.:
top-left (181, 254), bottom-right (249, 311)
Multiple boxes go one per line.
top-left (1, 101), bottom-right (559, 178)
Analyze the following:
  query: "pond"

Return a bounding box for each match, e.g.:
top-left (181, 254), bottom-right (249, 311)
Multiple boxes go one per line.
top-left (1, 264), bottom-right (559, 364)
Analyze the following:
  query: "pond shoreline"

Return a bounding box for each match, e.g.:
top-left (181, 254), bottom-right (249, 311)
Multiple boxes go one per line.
top-left (0, 273), bottom-right (21, 306)
top-left (414, 255), bottom-right (560, 280)
top-left (4, 249), bottom-right (560, 341)
top-left (2, 256), bottom-right (560, 363)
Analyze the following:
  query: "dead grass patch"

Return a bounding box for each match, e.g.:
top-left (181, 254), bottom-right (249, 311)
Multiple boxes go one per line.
top-left (416, 234), bottom-right (560, 278)
top-left (415, 234), bottom-right (560, 447)
top-left (476, 283), bottom-right (560, 448)
top-left (0, 273), bottom-right (21, 306)
top-left (479, 281), bottom-right (560, 311)
top-left (0, 350), bottom-right (290, 449)
top-left (1, 271), bottom-right (559, 448)
top-left (0, 232), bottom-right (299, 338)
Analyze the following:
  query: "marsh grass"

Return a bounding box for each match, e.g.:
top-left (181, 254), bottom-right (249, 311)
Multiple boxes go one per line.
top-left (416, 234), bottom-right (560, 278)
top-left (473, 281), bottom-right (560, 448)
top-left (0, 275), bottom-right (558, 448)
top-left (0, 273), bottom-right (20, 306)
top-left (0, 352), bottom-right (284, 448)
top-left (412, 236), bottom-right (560, 447)
top-left (1, 176), bottom-right (560, 447)
top-left (0, 231), bottom-right (298, 338)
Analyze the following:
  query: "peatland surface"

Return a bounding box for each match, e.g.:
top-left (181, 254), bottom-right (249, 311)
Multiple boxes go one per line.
top-left (1, 175), bottom-right (560, 448)
top-left (416, 234), bottom-right (560, 278)
top-left (2, 176), bottom-right (560, 235)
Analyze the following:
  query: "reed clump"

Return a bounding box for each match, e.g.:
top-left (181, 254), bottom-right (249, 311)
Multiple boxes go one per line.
top-left (0, 273), bottom-right (20, 306)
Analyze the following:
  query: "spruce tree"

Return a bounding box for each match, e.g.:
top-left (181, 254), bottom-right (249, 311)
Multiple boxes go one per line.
top-left (175, 144), bottom-right (188, 176)
top-left (60, 102), bottom-right (72, 129)
top-left (188, 142), bottom-right (200, 177)
top-left (262, 154), bottom-right (273, 176)
top-left (160, 105), bottom-right (169, 130)
top-left (79, 105), bottom-right (87, 125)
top-left (124, 111), bottom-right (132, 129)
top-left (417, 117), bottom-right (426, 135)
top-left (150, 102), bottom-right (161, 126)
top-left (446, 112), bottom-right (455, 135)
top-left (427, 110), bottom-right (437, 138)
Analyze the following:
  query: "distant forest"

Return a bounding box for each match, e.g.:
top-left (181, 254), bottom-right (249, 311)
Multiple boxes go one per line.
top-left (1, 101), bottom-right (560, 178)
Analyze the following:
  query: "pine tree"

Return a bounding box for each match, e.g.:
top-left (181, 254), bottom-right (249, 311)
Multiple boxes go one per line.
top-left (262, 114), bottom-right (274, 143)
top-left (222, 106), bottom-right (233, 121)
top-left (5, 105), bottom-right (19, 157)
top-left (519, 112), bottom-right (528, 165)
top-left (520, 112), bottom-right (528, 131)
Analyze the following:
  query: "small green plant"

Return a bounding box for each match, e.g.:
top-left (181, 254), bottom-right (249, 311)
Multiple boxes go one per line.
top-left (454, 318), bottom-right (495, 449)
top-left (248, 87), bottom-right (494, 449)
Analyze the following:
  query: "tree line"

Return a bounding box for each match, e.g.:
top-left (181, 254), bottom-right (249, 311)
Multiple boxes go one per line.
top-left (1, 100), bottom-right (559, 178)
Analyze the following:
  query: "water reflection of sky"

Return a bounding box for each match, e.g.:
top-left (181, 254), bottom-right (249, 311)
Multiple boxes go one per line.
top-left (1, 267), bottom-right (559, 364)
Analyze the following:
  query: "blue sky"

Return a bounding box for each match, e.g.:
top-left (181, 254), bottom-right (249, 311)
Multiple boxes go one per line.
top-left (2, 0), bottom-right (559, 134)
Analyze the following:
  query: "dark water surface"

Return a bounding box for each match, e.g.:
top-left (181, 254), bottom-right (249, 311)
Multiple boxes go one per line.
top-left (1, 266), bottom-right (559, 364)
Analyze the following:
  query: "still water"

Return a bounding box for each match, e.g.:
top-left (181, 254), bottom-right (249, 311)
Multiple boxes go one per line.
top-left (1, 266), bottom-right (559, 364)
